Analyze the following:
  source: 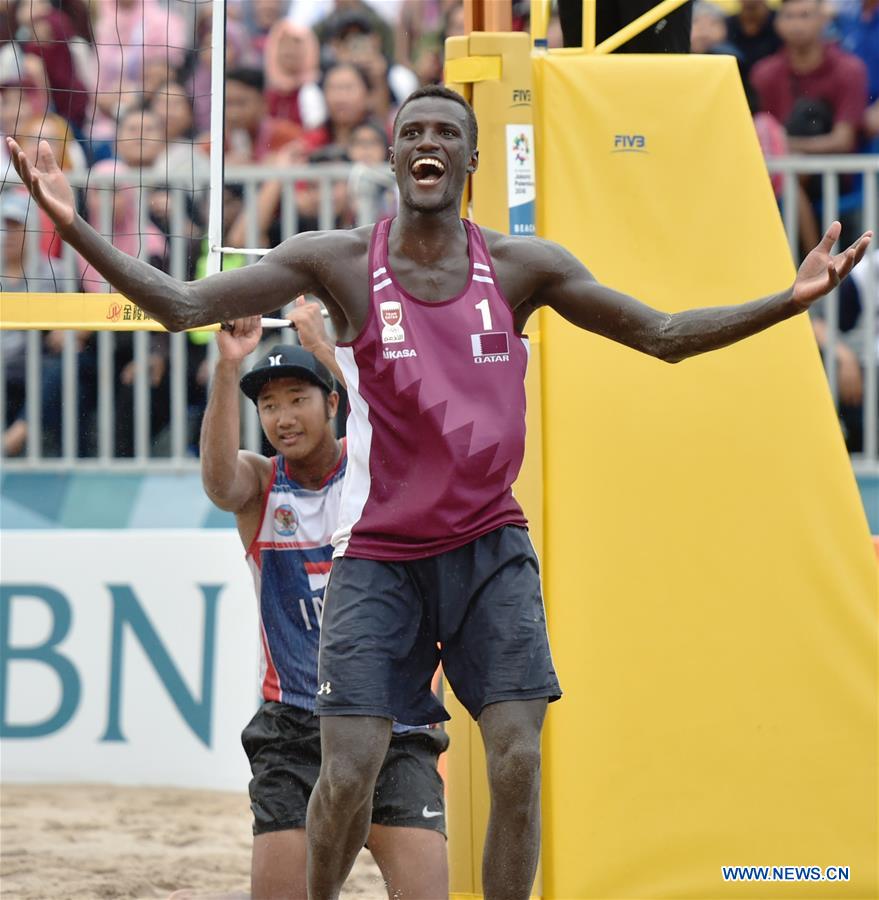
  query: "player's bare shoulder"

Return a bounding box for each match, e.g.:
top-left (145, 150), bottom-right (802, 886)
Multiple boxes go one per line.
top-left (479, 227), bottom-right (570, 307)
top-left (260, 225), bottom-right (373, 333)
top-left (242, 448), bottom-right (274, 507)
top-left (268, 225), bottom-right (372, 280)
top-left (230, 450), bottom-right (274, 545)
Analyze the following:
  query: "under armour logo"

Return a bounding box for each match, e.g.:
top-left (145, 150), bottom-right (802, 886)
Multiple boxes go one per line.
top-left (268, 354), bottom-right (282, 366)
top-left (317, 681), bottom-right (332, 695)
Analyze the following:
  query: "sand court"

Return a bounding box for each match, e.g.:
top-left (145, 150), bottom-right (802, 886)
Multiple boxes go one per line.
top-left (0, 784), bottom-right (386, 899)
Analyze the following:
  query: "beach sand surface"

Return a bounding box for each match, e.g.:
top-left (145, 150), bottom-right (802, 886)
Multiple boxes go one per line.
top-left (1, 784), bottom-right (386, 899)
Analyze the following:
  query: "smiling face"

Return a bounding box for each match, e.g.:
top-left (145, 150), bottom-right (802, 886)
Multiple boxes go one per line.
top-left (323, 64), bottom-right (370, 130)
top-left (224, 78), bottom-right (265, 132)
top-left (349, 123), bottom-right (388, 165)
top-left (116, 109), bottom-right (164, 167)
top-left (391, 96), bottom-right (478, 214)
top-left (152, 83), bottom-right (193, 140)
top-left (257, 377), bottom-right (338, 463)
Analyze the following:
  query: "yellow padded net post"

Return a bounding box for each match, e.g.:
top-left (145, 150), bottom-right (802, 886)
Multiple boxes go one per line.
top-left (534, 52), bottom-right (877, 899)
top-left (443, 35), bottom-right (877, 900)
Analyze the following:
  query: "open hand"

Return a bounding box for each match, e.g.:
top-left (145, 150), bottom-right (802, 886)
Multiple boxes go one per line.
top-left (5, 137), bottom-right (76, 230)
top-left (792, 221), bottom-right (872, 309)
top-left (217, 316), bottom-right (262, 361)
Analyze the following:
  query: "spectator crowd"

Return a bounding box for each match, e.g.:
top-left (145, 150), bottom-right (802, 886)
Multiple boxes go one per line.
top-left (1, 0), bottom-right (876, 457)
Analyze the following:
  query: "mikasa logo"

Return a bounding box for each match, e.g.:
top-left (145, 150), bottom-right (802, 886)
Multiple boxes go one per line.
top-left (383, 348), bottom-right (418, 360)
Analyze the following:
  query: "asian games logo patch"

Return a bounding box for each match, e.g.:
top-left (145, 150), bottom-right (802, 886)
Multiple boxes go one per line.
top-left (273, 504), bottom-right (299, 536)
top-left (512, 132), bottom-right (530, 165)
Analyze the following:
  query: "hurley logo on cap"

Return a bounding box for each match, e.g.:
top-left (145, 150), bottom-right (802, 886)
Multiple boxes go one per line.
top-left (239, 344), bottom-right (335, 403)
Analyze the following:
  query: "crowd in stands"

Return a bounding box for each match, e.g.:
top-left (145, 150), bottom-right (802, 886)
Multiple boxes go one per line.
top-left (694, 0), bottom-right (877, 451)
top-left (0, 0), bottom-right (876, 458)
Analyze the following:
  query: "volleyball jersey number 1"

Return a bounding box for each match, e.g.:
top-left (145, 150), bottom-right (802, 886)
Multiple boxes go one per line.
top-left (475, 298), bottom-right (493, 331)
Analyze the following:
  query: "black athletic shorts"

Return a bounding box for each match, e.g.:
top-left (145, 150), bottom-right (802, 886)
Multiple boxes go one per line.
top-left (241, 701), bottom-right (449, 836)
top-left (317, 525), bottom-right (562, 724)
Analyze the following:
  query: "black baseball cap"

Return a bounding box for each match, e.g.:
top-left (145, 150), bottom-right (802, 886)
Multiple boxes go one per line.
top-left (239, 344), bottom-right (335, 403)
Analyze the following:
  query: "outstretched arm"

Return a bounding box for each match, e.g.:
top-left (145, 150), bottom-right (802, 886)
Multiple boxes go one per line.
top-left (522, 222), bottom-right (871, 363)
top-left (6, 137), bottom-right (345, 332)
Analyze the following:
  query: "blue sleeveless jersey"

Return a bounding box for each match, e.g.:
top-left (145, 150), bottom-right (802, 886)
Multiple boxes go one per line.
top-left (247, 445), bottom-right (347, 711)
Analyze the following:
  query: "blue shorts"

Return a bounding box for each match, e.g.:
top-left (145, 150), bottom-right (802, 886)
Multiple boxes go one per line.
top-left (317, 525), bottom-right (562, 724)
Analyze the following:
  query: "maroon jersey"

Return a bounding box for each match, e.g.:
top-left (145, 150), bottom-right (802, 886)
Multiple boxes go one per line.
top-left (333, 218), bottom-right (529, 560)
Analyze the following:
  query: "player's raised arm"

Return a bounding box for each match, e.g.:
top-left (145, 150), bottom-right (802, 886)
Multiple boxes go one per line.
top-left (5, 137), bottom-right (346, 331)
top-left (200, 316), bottom-right (270, 514)
top-left (287, 296), bottom-right (346, 387)
top-left (520, 222), bottom-right (871, 363)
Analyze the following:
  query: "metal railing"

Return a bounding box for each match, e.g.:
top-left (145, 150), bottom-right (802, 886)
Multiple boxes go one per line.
top-left (2, 157), bottom-right (877, 473)
top-left (769, 156), bottom-right (878, 470)
top-left (1, 163), bottom-right (394, 469)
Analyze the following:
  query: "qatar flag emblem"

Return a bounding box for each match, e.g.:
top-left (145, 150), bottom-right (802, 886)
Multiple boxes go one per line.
top-left (471, 331), bottom-right (510, 363)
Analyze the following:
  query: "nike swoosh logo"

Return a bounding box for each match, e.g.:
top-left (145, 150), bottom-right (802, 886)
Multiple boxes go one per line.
top-left (422, 805), bottom-right (443, 818)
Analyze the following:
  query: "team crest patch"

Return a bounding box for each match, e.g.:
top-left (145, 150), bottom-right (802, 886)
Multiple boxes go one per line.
top-left (273, 504), bottom-right (299, 536)
top-left (380, 301), bottom-right (405, 344)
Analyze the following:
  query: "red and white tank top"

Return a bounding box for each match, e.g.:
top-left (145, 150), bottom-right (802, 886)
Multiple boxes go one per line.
top-left (333, 217), bottom-right (529, 560)
top-left (246, 448), bottom-right (346, 708)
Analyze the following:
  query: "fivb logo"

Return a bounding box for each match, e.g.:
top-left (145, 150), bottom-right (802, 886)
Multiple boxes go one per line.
top-left (613, 134), bottom-right (647, 153)
top-left (511, 89), bottom-right (531, 107)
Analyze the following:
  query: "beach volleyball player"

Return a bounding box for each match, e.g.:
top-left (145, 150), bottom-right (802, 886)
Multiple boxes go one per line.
top-left (198, 303), bottom-right (447, 899)
top-left (7, 83), bottom-right (871, 898)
